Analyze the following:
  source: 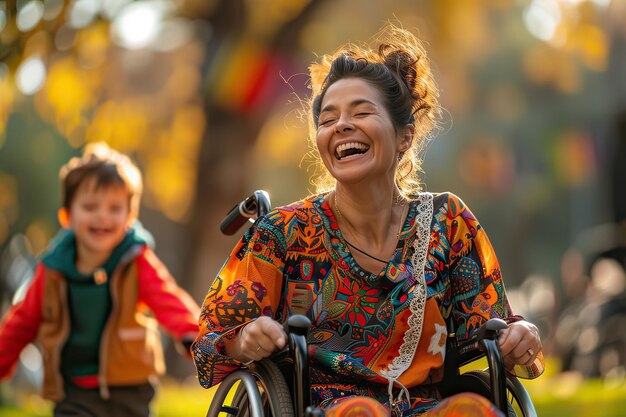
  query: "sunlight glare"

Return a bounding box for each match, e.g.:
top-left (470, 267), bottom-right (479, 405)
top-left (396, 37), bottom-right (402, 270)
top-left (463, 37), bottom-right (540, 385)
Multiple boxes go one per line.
top-left (68, 0), bottom-right (100, 29)
top-left (16, 56), bottom-right (46, 95)
top-left (111, 1), bottom-right (171, 50)
top-left (562, 0), bottom-right (611, 6)
top-left (523, 0), bottom-right (561, 41)
top-left (102, 0), bottom-right (132, 20)
top-left (16, 1), bottom-right (44, 32)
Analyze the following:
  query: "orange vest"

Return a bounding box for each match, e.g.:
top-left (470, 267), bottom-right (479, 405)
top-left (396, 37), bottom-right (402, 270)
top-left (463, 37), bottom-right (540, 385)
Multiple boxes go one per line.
top-left (38, 253), bottom-right (165, 401)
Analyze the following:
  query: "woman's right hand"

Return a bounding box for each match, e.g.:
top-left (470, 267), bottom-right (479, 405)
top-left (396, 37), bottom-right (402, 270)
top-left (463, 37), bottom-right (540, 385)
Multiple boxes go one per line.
top-left (237, 316), bottom-right (287, 363)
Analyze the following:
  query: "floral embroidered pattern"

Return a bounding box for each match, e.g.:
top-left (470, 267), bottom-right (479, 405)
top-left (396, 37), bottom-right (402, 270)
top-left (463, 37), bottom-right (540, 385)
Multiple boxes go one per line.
top-left (193, 192), bottom-right (523, 414)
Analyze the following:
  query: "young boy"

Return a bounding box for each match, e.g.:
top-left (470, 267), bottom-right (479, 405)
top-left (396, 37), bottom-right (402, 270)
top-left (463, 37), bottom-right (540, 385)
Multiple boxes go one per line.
top-left (0, 142), bottom-right (200, 417)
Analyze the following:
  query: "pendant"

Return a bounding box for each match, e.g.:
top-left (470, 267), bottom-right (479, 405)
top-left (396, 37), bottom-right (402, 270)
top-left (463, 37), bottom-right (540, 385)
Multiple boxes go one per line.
top-left (93, 268), bottom-right (108, 285)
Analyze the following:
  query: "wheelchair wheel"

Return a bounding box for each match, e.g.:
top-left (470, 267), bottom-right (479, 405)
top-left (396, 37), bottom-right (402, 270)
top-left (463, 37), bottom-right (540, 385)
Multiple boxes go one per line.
top-left (454, 370), bottom-right (536, 417)
top-left (206, 359), bottom-right (294, 417)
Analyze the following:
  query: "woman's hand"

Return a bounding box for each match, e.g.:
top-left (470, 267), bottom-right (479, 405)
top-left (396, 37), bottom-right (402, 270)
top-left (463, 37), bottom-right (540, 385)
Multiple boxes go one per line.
top-left (236, 316), bottom-right (287, 363)
top-left (497, 320), bottom-right (542, 370)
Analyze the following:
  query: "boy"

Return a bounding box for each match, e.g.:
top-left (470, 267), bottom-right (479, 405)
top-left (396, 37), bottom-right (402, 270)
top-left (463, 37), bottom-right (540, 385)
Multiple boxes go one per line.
top-left (0, 142), bottom-right (200, 417)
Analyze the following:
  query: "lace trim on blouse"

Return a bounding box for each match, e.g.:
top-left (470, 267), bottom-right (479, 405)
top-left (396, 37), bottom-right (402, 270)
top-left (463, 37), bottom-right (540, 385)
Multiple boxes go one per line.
top-left (379, 192), bottom-right (434, 407)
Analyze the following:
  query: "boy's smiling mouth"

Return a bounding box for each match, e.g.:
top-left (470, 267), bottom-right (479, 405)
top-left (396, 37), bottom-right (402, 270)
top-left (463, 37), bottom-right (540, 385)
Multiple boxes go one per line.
top-left (89, 227), bottom-right (113, 235)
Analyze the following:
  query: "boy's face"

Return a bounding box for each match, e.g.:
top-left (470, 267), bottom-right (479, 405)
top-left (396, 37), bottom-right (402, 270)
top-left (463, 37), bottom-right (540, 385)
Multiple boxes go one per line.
top-left (67, 179), bottom-right (131, 257)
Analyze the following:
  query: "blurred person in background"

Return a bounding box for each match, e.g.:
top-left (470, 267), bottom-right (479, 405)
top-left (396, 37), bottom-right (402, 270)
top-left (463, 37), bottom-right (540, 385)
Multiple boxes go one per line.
top-left (0, 142), bottom-right (200, 417)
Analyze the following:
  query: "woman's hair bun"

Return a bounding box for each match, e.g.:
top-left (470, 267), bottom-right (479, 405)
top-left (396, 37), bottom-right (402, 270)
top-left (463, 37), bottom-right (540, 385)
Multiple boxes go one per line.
top-left (381, 47), bottom-right (418, 94)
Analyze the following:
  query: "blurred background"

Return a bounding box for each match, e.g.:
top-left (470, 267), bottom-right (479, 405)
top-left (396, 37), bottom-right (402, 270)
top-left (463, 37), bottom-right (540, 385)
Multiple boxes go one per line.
top-left (1, 0), bottom-right (625, 415)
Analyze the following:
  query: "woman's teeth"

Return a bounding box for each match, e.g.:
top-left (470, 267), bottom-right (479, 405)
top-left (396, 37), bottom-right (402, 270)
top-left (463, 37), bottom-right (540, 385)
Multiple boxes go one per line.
top-left (336, 142), bottom-right (369, 159)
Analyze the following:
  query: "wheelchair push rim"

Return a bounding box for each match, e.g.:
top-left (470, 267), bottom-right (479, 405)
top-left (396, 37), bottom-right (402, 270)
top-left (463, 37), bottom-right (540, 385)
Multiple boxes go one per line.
top-left (206, 360), bottom-right (294, 417)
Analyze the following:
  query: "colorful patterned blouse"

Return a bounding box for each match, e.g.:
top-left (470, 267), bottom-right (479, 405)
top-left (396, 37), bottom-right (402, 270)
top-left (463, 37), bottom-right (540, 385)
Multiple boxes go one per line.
top-left (192, 192), bottom-right (542, 415)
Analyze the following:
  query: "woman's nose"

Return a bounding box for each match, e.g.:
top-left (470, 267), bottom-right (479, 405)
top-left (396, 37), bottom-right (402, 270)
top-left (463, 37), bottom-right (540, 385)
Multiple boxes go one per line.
top-left (335, 116), bottom-right (354, 133)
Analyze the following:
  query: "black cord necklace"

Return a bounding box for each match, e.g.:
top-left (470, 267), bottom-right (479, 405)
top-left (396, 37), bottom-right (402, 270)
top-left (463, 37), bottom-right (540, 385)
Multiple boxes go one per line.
top-left (333, 192), bottom-right (406, 265)
top-left (342, 236), bottom-right (388, 264)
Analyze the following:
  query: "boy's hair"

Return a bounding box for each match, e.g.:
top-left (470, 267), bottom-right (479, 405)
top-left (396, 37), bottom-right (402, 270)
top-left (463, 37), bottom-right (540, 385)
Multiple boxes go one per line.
top-left (59, 142), bottom-right (143, 218)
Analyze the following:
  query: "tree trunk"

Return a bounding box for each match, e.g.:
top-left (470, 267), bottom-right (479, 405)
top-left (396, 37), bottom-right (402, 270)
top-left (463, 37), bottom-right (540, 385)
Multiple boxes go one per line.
top-left (167, 0), bottom-right (327, 379)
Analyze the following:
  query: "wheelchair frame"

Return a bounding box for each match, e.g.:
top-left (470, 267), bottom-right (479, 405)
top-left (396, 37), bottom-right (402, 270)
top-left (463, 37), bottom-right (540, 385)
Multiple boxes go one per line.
top-left (439, 319), bottom-right (537, 417)
top-left (205, 190), bottom-right (538, 417)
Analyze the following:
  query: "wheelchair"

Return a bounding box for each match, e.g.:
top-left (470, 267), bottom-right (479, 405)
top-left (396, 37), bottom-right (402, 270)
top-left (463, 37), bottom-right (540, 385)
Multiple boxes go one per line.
top-left (207, 191), bottom-right (538, 417)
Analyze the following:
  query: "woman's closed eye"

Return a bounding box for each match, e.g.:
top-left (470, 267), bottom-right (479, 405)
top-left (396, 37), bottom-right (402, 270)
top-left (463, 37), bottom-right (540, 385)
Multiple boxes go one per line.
top-left (319, 112), bottom-right (370, 126)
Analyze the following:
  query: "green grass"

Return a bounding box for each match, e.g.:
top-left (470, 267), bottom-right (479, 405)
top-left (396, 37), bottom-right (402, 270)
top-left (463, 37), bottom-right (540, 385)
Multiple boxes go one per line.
top-left (0, 379), bottom-right (214, 417)
top-left (154, 378), bottom-right (214, 417)
top-left (522, 372), bottom-right (626, 417)
top-left (2, 364), bottom-right (626, 416)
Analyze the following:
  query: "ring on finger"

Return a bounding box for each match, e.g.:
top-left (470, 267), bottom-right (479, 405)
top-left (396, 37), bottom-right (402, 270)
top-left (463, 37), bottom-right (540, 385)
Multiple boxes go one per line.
top-left (527, 348), bottom-right (534, 357)
top-left (256, 345), bottom-right (262, 352)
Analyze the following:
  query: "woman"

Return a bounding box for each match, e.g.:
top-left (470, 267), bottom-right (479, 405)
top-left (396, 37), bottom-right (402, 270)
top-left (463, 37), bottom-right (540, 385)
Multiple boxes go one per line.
top-left (192, 24), bottom-right (544, 417)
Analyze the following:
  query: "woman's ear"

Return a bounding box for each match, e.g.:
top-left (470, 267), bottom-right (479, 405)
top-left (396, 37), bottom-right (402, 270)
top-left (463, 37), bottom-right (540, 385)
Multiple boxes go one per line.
top-left (399, 124), bottom-right (415, 152)
top-left (57, 208), bottom-right (70, 228)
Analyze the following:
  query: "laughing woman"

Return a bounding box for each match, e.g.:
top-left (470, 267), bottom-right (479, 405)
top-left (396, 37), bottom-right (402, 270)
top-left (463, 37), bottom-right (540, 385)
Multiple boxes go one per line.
top-left (193, 23), bottom-right (544, 417)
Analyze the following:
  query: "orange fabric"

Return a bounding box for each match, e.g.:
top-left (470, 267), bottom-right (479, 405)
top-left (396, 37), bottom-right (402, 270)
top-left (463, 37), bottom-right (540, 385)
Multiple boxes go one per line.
top-left (193, 193), bottom-right (543, 412)
top-left (422, 393), bottom-right (503, 417)
top-left (324, 394), bottom-right (504, 417)
top-left (325, 396), bottom-right (391, 417)
top-left (370, 298), bottom-right (446, 388)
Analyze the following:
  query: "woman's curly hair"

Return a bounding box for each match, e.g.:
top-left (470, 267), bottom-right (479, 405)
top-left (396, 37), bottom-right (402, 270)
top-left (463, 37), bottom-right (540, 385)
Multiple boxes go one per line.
top-left (306, 23), bottom-right (441, 197)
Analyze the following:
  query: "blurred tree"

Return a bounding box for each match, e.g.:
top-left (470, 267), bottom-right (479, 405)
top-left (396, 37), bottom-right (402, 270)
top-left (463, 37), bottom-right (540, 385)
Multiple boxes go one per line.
top-left (177, 0), bottom-right (329, 301)
top-left (0, 0), bottom-right (329, 381)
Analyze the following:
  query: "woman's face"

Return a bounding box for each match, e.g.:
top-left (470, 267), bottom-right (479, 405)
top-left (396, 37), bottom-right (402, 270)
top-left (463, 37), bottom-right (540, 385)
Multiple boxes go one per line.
top-left (315, 77), bottom-right (412, 186)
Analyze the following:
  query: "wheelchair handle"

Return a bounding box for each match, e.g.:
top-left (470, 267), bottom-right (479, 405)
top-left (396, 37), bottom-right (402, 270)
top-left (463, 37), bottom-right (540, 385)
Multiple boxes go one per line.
top-left (220, 190), bottom-right (271, 235)
top-left (286, 314), bottom-right (312, 335)
top-left (478, 318), bottom-right (508, 416)
top-left (478, 318), bottom-right (507, 337)
top-left (285, 314), bottom-right (312, 417)
top-left (455, 318), bottom-right (506, 355)
top-left (451, 318), bottom-right (508, 415)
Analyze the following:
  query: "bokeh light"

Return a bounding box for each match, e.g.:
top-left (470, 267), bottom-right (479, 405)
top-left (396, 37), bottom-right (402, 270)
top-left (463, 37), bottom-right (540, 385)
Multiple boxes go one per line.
top-left (15, 56), bottom-right (46, 95)
top-left (0, 8), bottom-right (6, 32)
top-left (67, 0), bottom-right (99, 29)
top-left (16, 1), bottom-right (44, 32)
top-left (110, 0), bottom-right (171, 50)
top-left (524, 0), bottom-right (561, 42)
top-left (42, 0), bottom-right (64, 21)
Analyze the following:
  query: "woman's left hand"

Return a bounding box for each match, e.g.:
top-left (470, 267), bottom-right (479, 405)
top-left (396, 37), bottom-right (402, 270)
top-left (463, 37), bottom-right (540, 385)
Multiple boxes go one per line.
top-left (497, 320), bottom-right (542, 369)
